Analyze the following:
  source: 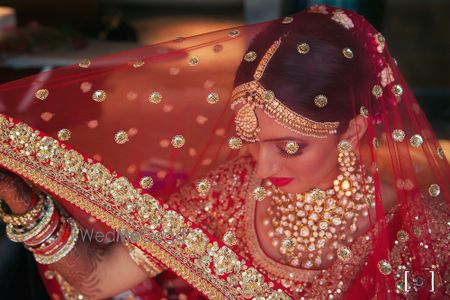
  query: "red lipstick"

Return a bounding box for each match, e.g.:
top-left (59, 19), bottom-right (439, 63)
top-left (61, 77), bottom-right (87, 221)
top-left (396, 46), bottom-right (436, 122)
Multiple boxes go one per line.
top-left (268, 177), bottom-right (294, 187)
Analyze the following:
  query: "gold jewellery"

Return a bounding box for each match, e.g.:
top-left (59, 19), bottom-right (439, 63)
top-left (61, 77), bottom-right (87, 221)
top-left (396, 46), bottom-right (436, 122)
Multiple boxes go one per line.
top-left (231, 38), bottom-right (340, 142)
top-left (262, 140), bottom-right (375, 268)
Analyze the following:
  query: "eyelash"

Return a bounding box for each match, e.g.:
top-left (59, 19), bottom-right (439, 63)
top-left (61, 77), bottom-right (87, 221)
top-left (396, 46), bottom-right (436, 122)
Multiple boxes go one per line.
top-left (278, 144), bottom-right (305, 158)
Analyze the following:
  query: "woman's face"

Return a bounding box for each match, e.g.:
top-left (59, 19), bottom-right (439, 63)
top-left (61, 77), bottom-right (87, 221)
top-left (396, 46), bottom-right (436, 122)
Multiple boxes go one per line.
top-left (247, 108), bottom-right (341, 194)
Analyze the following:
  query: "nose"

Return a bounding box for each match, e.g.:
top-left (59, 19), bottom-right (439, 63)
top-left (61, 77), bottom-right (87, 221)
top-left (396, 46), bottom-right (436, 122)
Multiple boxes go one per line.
top-left (254, 146), bottom-right (280, 179)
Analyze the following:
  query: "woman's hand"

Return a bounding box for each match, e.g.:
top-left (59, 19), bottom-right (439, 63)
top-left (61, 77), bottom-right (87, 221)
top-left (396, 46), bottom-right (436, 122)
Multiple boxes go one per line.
top-left (0, 168), bottom-right (33, 214)
top-left (0, 168), bottom-right (150, 299)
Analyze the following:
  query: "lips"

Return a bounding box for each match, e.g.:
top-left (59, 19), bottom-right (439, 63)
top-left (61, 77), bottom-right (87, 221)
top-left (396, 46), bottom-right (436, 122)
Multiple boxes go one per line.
top-left (268, 177), bottom-right (294, 187)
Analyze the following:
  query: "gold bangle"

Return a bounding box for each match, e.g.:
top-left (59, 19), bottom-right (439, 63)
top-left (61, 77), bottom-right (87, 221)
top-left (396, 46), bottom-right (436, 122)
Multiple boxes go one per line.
top-left (6, 195), bottom-right (54, 242)
top-left (124, 241), bottom-right (165, 277)
top-left (0, 193), bottom-right (45, 227)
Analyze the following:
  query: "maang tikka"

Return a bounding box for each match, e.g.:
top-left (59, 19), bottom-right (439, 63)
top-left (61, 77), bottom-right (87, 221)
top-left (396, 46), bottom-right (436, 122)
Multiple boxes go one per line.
top-left (231, 37), bottom-right (340, 142)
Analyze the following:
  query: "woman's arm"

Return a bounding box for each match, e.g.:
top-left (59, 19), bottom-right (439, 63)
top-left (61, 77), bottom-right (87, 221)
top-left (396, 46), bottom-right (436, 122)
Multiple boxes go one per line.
top-left (0, 169), bottom-right (151, 299)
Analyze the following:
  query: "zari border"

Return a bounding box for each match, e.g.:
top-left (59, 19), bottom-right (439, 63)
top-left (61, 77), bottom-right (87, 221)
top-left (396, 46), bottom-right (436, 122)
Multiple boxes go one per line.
top-left (0, 114), bottom-right (291, 300)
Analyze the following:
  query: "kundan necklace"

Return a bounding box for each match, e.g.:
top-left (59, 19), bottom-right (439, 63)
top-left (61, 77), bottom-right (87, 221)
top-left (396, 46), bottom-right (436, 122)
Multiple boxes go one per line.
top-left (261, 141), bottom-right (375, 268)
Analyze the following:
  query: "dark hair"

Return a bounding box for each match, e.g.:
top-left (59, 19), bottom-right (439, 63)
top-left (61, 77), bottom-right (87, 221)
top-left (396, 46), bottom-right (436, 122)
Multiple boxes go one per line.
top-left (234, 12), bottom-right (374, 134)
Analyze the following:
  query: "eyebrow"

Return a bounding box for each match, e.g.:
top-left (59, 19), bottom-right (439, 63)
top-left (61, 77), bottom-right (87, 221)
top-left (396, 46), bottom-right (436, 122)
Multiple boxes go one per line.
top-left (260, 137), bottom-right (306, 143)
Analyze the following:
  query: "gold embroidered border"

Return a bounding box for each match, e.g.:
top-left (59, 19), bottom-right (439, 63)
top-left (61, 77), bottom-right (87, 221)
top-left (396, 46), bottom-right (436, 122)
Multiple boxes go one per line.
top-left (0, 114), bottom-right (291, 300)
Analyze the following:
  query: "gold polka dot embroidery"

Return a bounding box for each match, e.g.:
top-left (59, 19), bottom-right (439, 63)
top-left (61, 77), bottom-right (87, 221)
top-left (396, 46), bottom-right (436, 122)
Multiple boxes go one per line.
top-left (92, 90), bottom-right (106, 102)
top-left (196, 178), bottom-right (211, 196)
top-left (337, 246), bottom-right (352, 261)
top-left (372, 85), bottom-right (383, 98)
top-left (396, 230), bottom-right (409, 242)
top-left (115, 131), bottom-right (129, 144)
top-left (378, 260), bottom-right (392, 275)
top-left (342, 48), bottom-right (353, 59)
top-left (314, 94), bottom-right (328, 108)
top-left (282, 16), bottom-right (294, 24)
top-left (228, 29), bottom-right (240, 38)
top-left (35, 89), bottom-right (49, 100)
top-left (392, 84), bottom-right (403, 96)
top-left (285, 141), bottom-right (299, 154)
top-left (132, 60), bottom-right (145, 68)
top-left (428, 184), bottom-right (440, 197)
top-left (360, 106), bottom-right (369, 118)
top-left (392, 129), bottom-right (405, 142)
top-left (188, 57), bottom-right (199, 66)
top-left (409, 134), bottom-right (423, 148)
top-left (139, 176), bottom-right (154, 189)
top-left (149, 92), bottom-right (162, 104)
top-left (223, 231), bottom-right (237, 247)
top-left (244, 51), bottom-right (257, 62)
top-left (207, 92), bottom-right (219, 104)
top-left (57, 129), bottom-right (71, 141)
top-left (297, 43), bottom-right (310, 54)
top-left (171, 135), bottom-right (185, 148)
top-left (228, 137), bottom-right (243, 150)
top-left (253, 186), bottom-right (267, 201)
top-left (78, 59), bottom-right (91, 68)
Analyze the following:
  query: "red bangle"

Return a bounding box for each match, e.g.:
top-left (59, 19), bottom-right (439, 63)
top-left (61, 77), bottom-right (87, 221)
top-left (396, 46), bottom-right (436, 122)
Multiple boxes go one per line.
top-left (24, 208), bottom-right (60, 246)
top-left (34, 218), bottom-right (70, 256)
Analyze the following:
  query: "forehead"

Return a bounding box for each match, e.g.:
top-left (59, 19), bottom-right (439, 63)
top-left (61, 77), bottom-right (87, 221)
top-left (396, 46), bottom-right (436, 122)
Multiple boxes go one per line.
top-left (254, 108), bottom-right (308, 142)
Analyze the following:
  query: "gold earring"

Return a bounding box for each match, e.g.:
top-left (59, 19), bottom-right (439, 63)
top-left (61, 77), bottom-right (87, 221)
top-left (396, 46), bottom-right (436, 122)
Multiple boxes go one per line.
top-left (334, 139), bottom-right (357, 197)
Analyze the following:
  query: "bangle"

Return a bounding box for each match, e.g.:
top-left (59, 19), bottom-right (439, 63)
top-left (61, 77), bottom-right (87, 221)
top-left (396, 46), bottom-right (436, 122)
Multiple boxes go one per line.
top-left (24, 208), bottom-right (60, 247)
top-left (33, 217), bottom-right (70, 256)
top-left (0, 192), bottom-right (42, 226)
top-left (6, 194), bottom-right (54, 242)
top-left (34, 218), bottom-right (79, 265)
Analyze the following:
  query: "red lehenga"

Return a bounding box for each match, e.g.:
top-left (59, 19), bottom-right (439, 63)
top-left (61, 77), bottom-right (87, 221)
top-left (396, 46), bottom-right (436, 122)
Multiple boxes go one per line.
top-left (0, 4), bottom-right (448, 300)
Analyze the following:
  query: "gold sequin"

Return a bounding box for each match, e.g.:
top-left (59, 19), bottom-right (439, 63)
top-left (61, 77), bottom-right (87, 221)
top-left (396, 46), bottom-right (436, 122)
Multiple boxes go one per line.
top-left (253, 186), bottom-right (267, 202)
top-left (244, 51), bottom-right (257, 62)
top-left (409, 134), bottom-right (423, 147)
top-left (196, 178), bottom-right (211, 196)
top-left (337, 246), bottom-right (352, 261)
top-left (132, 60), bottom-right (145, 68)
top-left (223, 231), bottom-right (237, 247)
top-left (207, 93), bottom-right (219, 104)
top-left (78, 59), bottom-right (91, 68)
top-left (228, 29), bottom-right (240, 38)
top-left (392, 84), bottom-right (403, 96)
top-left (297, 43), bottom-right (310, 54)
top-left (397, 230), bottom-right (409, 242)
top-left (314, 94), bottom-right (328, 108)
top-left (35, 89), bottom-right (49, 100)
top-left (428, 184), bottom-right (440, 197)
top-left (92, 90), bottom-right (106, 102)
top-left (360, 106), bottom-right (369, 118)
top-left (139, 177), bottom-right (154, 189)
top-left (188, 57), bottom-right (199, 66)
top-left (392, 129), bottom-right (405, 142)
top-left (372, 85), bottom-right (383, 98)
top-left (342, 48), bottom-right (353, 59)
top-left (171, 135), bottom-right (185, 148)
top-left (228, 137), bottom-right (243, 150)
top-left (149, 92), bottom-right (162, 104)
top-left (114, 131), bottom-right (129, 144)
top-left (378, 260), bottom-right (392, 275)
top-left (57, 129), bottom-right (71, 141)
top-left (285, 141), bottom-right (299, 154)
top-left (437, 146), bottom-right (445, 159)
top-left (282, 16), bottom-right (294, 24)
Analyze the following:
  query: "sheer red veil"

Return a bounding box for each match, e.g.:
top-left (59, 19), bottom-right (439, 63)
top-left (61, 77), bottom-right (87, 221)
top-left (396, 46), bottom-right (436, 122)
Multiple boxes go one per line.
top-left (0, 5), bottom-right (448, 299)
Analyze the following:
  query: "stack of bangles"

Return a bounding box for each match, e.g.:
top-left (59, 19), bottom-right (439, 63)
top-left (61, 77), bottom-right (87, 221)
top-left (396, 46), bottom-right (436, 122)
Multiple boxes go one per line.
top-left (0, 190), bottom-right (79, 265)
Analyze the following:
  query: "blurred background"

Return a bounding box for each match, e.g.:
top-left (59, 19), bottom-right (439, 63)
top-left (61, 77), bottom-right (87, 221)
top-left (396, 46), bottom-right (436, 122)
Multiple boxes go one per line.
top-left (0, 0), bottom-right (448, 299)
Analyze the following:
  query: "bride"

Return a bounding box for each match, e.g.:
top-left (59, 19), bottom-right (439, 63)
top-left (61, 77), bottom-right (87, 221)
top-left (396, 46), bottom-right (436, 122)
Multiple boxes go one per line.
top-left (0, 5), bottom-right (448, 299)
